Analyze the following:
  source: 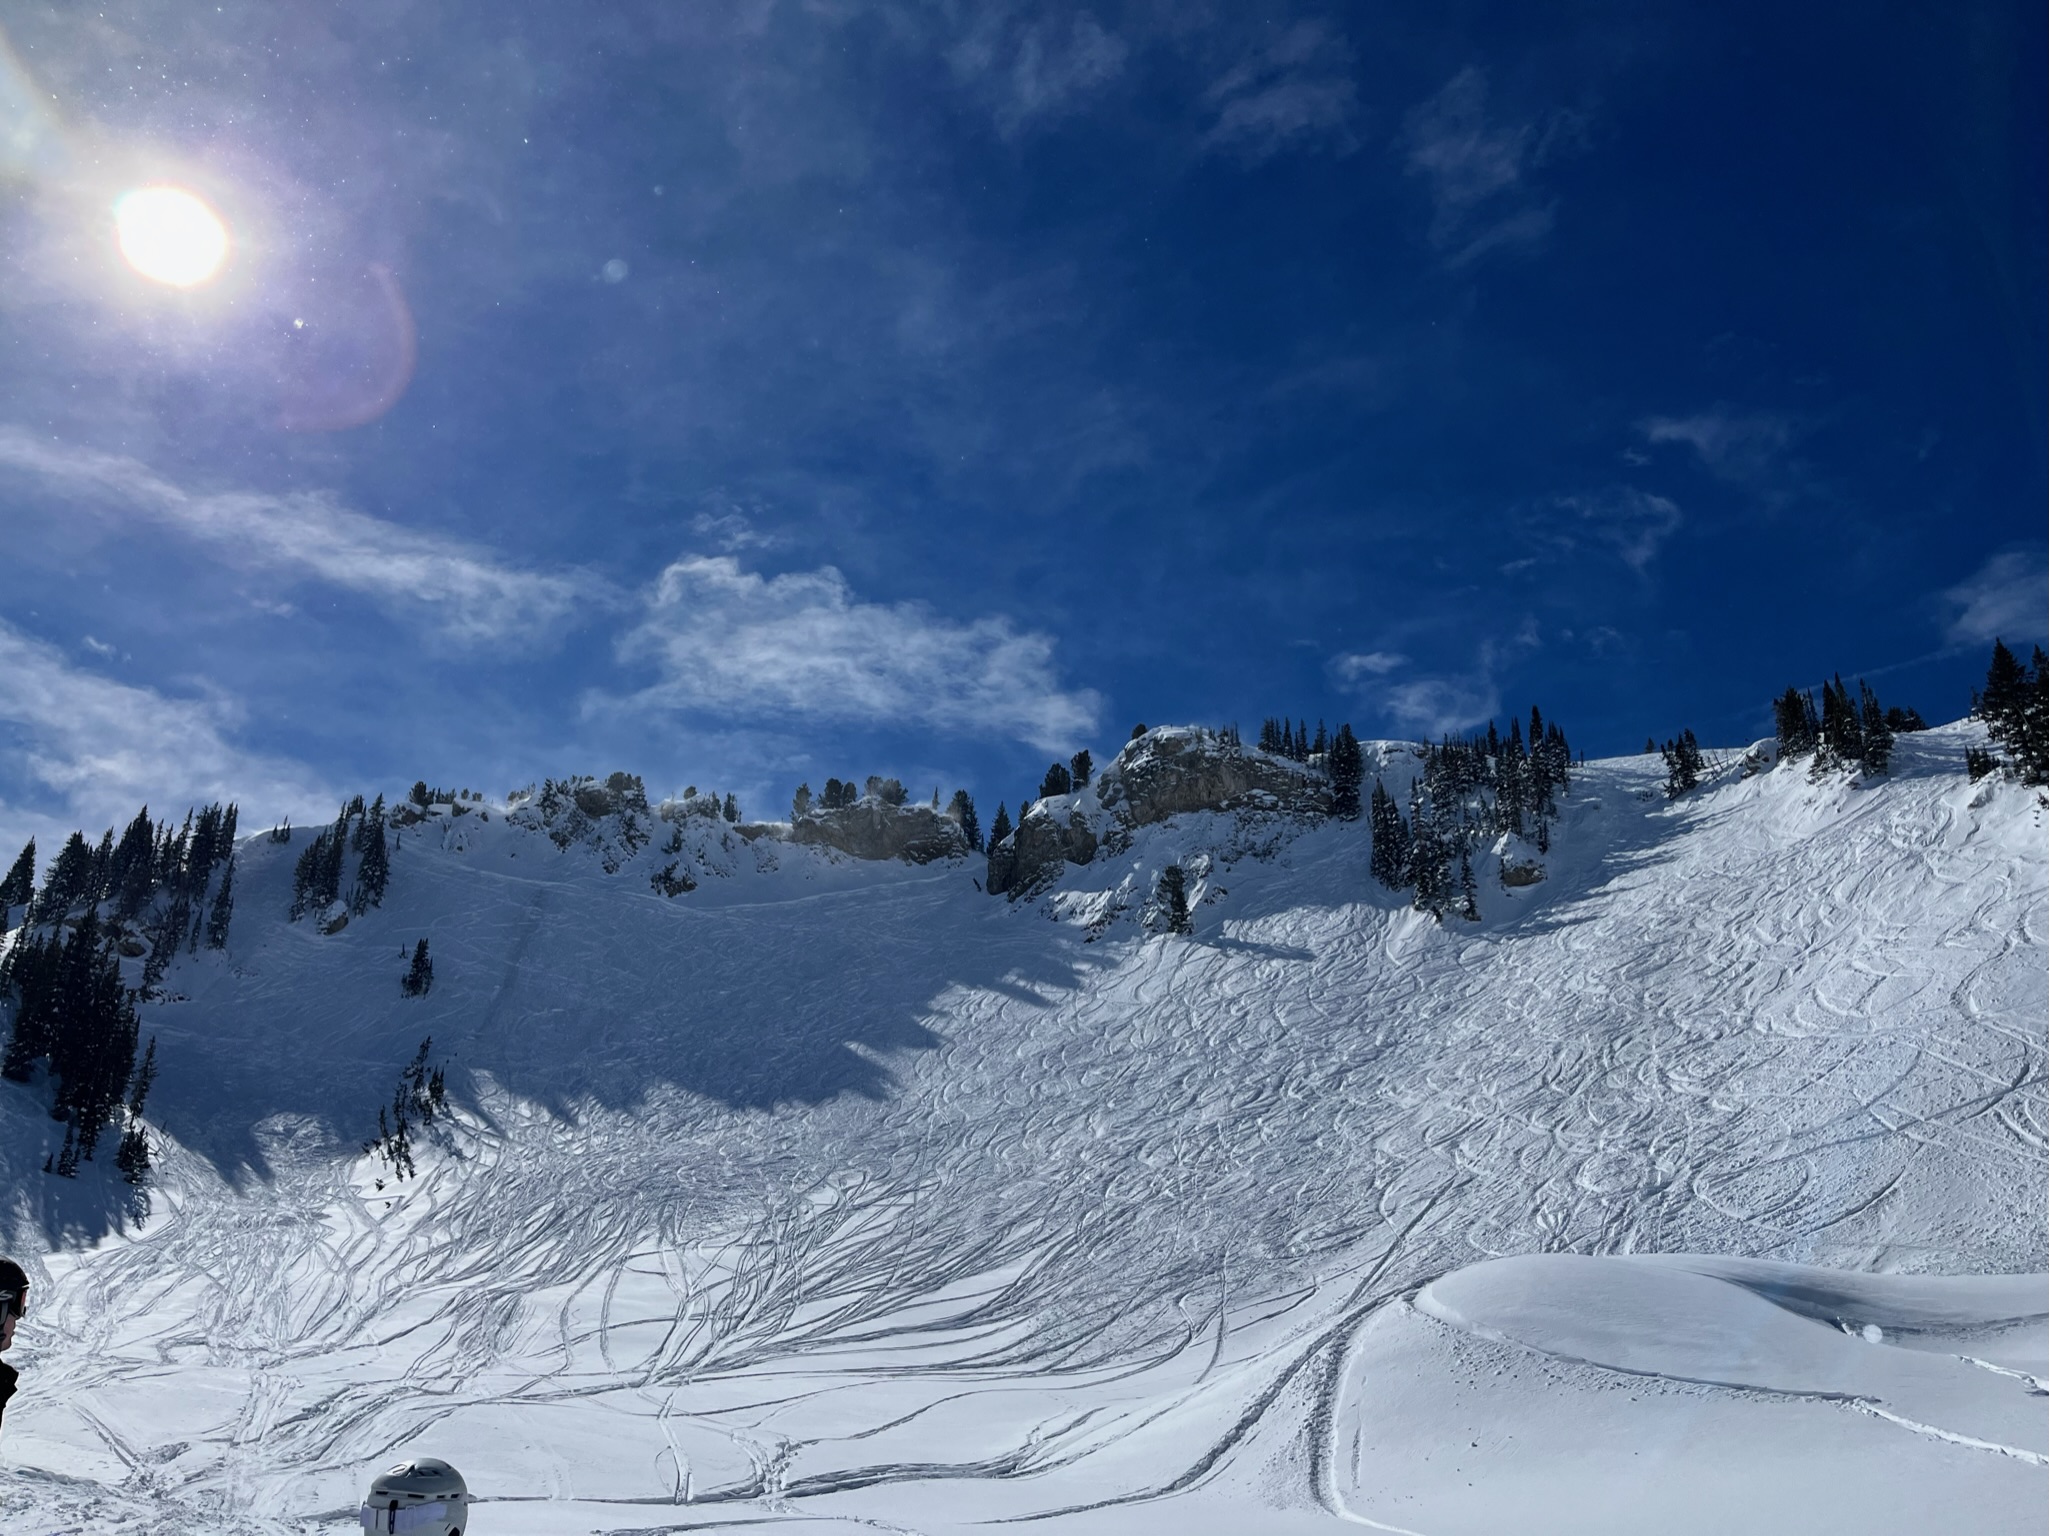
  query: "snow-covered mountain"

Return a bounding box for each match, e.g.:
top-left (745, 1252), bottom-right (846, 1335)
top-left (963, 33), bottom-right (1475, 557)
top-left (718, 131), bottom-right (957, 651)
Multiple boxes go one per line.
top-left (0, 722), bottom-right (2042, 1534)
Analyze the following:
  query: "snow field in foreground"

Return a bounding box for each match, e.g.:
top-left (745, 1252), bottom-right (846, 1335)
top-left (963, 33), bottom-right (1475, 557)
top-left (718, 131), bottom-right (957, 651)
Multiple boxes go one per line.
top-left (0, 724), bottom-right (2043, 1531)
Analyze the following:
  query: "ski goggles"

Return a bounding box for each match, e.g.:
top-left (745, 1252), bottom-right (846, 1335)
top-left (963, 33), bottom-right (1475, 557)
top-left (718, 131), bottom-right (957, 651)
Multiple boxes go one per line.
top-left (0, 1288), bottom-right (25, 1321)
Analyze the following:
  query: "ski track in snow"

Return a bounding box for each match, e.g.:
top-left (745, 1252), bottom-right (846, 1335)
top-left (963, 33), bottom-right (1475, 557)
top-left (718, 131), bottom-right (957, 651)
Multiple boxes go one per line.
top-left (0, 725), bottom-right (2042, 1532)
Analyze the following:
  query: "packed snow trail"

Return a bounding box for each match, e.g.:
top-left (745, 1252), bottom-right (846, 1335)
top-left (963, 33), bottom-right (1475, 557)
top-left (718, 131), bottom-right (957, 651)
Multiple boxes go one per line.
top-left (0, 725), bottom-right (2041, 1531)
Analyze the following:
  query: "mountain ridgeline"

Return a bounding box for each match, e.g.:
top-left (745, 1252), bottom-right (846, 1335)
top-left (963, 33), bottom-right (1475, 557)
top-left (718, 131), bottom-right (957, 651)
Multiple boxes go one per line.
top-left (0, 641), bottom-right (2039, 1199)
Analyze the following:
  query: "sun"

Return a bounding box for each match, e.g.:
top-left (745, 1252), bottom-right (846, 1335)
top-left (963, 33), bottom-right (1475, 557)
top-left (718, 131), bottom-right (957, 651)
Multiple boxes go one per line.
top-left (114, 185), bottom-right (230, 287)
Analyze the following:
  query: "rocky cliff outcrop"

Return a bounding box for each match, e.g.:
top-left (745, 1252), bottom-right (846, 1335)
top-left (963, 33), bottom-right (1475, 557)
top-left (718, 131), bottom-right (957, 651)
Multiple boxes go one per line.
top-left (989, 727), bottom-right (1328, 897)
top-left (1095, 727), bottom-right (1329, 826)
top-left (788, 800), bottom-right (970, 864)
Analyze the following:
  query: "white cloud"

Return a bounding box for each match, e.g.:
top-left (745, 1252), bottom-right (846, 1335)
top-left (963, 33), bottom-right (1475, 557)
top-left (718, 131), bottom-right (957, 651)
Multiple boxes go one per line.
top-left (1329, 625), bottom-right (1545, 740)
top-left (0, 619), bottom-right (334, 851)
top-left (1328, 649), bottom-right (1498, 738)
top-left (1640, 409), bottom-right (1795, 484)
top-left (951, 11), bottom-right (1129, 139)
top-left (1328, 650), bottom-right (1407, 683)
top-left (1941, 550), bottom-right (2047, 645)
top-left (1203, 23), bottom-right (1358, 162)
top-left (610, 556), bottom-right (1102, 752)
top-left (1378, 674), bottom-right (1502, 738)
top-left (1401, 67), bottom-right (1573, 267)
top-left (0, 427), bottom-right (611, 645)
top-left (1549, 487), bottom-right (1683, 572)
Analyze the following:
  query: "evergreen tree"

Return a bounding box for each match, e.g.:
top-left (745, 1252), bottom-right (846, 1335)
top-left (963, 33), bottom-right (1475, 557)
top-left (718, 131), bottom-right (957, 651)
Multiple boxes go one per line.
top-left (723, 793), bottom-right (741, 823)
top-left (792, 783), bottom-right (814, 819)
top-left (948, 790), bottom-right (982, 851)
top-left (1156, 864), bottom-right (1193, 935)
top-left (1409, 788), bottom-right (1452, 919)
top-left (1039, 762), bottom-right (1073, 800)
top-left (109, 808), bottom-right (157, 919)
top-left (1978, 638), bottom-right (2028, 734)
top-left (356, 797), bottom-right (390, 912)
top-left (984, 803), bottom-right (1016, 895)
top-left (402, 938), bottom-right (434, 997)
top-left (1645, 736), bottom-right (1656, 754)
top-left (1368, 782), bottom-right (1411, 889)
top-left (0, 839), bottom-right (33, 916)
top-left (1883, 706), bottom-right (1928, 733)
top-left (1458, 849), bottom-right (1480, 922)
top-left (1772, 688), bottom-right (1820, 759)
top-left (1069, 749), bottom-right (1093, 788)
top-left (129, 1035), bottom-right (158, 1119)
top-left (1661, 731), bottom-right (1704, 797)
top-left (205, 855), bottom-right (236, 948)
top-left (1857, 681), bottom-right (1893, 776)
top-left (1327, 724), bottom-right (1364, 819)
top-left (39, 831), bottom-right (94, 917)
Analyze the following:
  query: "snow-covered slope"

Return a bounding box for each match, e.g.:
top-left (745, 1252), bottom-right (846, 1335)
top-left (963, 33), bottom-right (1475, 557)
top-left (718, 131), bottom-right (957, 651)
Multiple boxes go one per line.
top-left (1, 723), bottom-right (2042, 1533)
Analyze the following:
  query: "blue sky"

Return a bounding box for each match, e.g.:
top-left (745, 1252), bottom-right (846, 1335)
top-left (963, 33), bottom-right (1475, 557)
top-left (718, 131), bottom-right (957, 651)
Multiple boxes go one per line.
top-left (0, 1), bottom-right (2043, 851)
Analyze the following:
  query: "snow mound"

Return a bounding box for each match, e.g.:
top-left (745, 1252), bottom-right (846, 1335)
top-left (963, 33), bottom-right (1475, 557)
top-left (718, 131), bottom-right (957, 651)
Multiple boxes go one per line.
top-left (1339, 1252), bottom-right (2046, 1535)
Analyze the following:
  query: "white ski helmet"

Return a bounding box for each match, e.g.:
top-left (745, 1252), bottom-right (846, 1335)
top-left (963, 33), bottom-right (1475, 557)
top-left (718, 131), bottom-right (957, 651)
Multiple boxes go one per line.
top-left (358, 1456), bottom-right (471, 1534)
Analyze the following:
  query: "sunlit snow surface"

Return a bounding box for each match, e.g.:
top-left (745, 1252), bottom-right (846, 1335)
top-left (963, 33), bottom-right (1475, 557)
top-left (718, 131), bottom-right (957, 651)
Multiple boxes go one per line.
top-left (1, 725), bottom-right (2042, 1532)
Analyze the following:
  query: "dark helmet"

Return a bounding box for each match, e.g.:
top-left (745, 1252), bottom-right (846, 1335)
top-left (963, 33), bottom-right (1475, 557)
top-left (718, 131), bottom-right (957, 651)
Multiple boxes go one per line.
top-left (0, 1258), bottom-right (27, 1320)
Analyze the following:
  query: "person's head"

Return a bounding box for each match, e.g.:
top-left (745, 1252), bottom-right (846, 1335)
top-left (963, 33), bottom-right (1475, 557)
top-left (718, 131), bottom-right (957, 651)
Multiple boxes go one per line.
top-left (0, 1258), bottom-right (28, 1352)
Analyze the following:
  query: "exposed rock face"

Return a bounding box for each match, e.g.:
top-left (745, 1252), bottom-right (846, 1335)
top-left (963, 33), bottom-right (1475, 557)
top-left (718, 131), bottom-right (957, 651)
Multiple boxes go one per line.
top-left (990, 728), bottom-right (1329, 898)
top-left (1500, 860), bottom-right (1546, 888)
top-left (788, 801), bottom-right (970, 864)
top-left (1094, 728), bottom-right (1329, 827)
top-left (1000, 804), bottom-right (1100, 897)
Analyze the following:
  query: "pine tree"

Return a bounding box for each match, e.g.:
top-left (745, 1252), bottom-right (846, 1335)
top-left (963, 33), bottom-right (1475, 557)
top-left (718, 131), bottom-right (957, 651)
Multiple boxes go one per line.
top-left (1857, 681), bottom-right (1893, 776)
top-left (948, 790), bottom-right (981, 851)
top-left (355, 797), bottom-right (390, 913)
top-left (1069, 749), bottom-right (1093, 788)
top-left (39, 831), bottom-right (94, 918)
top-left (1039, 762), bottom-right (1073, 800)
top-left (205, 855), bottom-right (236, 948)
top-left (1662, 731), bottom-right (1703, 797)
top-left (792, 783), bottom-right (814, 819)
top-left (723, 793), bottom-right (741, 823)
top-left (1772, 688), bottom-right (1819, 760)
top-left (0, 838), bottom-right (33, 913)
top-left (1312, 721), bottom-right (1328, 758)
top-left (1978, 638), bottom-right (2028, 735)
top-left (1409, 788), bottom-right (1451, 919)
top-left (1327, 724), bottom-right (1364, 819)
top-left (1157, 865), bottom-right (1193, 935)
top-left (109, 808), bottom-right (157, 919)
top-left (1458, 849), bottom-right (1480, 922)
top-left (402, 938), bottom-right (434, 997)
top-left (1368, 781), bottom-right (1411, 889)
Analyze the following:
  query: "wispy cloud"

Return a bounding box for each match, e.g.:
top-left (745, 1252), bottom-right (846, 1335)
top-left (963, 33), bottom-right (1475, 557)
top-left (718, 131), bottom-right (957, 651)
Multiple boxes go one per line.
top-left (1639, 408), bottom-right (1797, 485)
top-left (609, 556), bottom-right (1102, 752)
top-left (0, 427), bottom-right (613, 645)
top-left (1328, 649), bottom-right (1407, 683)
top-left (1544, 487), bottom-right (1684, 572)
top-left (1941, 550), bottom-right (2047, 645)
top-left (1327, 650), bottom-right (1498, 739)
top-left (1203, 21), bottom-right (1358, 163)
top-left (0, 619), bottom-right (333, 849)
top-left (1329, 624), bottom-right (1542, 739)
top-left (949, 10), bottom-right (1130, 139)
top-left (1401, 67), bottom-right (1579, 268)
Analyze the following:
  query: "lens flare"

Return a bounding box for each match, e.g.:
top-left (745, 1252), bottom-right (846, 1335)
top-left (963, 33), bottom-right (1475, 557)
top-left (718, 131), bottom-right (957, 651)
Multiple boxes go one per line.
top-left (114, 185), bottom-right (229, 286)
